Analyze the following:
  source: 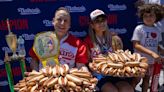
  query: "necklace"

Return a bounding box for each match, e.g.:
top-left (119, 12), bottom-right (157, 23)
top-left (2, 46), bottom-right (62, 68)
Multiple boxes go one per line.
top-left (95, 35), bottom-right (108, 54)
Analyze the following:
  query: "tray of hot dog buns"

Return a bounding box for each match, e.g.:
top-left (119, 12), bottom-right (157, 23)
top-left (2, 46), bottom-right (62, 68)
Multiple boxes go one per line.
top-left (14, 64), bottom-right (98, 92)
top-left (89, 50), bottom-right (148, 77)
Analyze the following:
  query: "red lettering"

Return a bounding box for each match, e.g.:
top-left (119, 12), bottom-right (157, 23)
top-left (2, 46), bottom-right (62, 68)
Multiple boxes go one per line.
top-left (0, 69), bottom-right (7, 78)
top-left (10, 20), bottom-right (16, 30)
top-left (0, 19), bottom-right (29, 31)
top-left (12, 67), bottom-right (22, 77)
top-left (0, 67), bottom-right (23, 78)
top-left (78, 14), bottom-right (117, 27)
top-left (17, 19), bottom-right (29, 30)
top-left (79, 16), bottom-right (89, 27)
top-left (0, 20), bottom-right (7, 30)
top-left (107, 14), bottom-right (117, 25)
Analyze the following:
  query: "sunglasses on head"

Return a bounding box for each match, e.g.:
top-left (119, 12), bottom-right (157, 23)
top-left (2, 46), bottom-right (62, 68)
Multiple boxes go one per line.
top-left (93, 17), bottom-right (107, 23)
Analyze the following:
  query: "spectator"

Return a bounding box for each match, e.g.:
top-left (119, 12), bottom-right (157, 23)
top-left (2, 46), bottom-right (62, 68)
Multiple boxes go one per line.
top-left (131, 4), bottom-right (163, 92)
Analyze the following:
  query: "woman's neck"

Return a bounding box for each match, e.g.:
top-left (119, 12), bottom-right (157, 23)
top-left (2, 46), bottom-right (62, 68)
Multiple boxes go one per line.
top-left (95, 31), bottom-right (104, 38)
top-left (55, 30), bottom-right (68, 41)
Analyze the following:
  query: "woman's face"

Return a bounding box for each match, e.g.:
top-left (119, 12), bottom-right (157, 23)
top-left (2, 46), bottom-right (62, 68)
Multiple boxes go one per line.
top-left (143, 12), bottom-right (156, 26)
top-left (91, 16), bottom-right (108, 34)
top-left (53, 10), bottom-right (71, 38)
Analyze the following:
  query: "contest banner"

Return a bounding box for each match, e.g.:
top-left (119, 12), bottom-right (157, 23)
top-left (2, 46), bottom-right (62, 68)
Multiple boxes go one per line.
top-left (0, 0), bottom-right (138, 92)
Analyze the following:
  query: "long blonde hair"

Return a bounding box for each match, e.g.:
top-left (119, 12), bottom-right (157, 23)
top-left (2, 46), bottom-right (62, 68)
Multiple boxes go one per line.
top-left (88, 22), bottom-right (112, 51)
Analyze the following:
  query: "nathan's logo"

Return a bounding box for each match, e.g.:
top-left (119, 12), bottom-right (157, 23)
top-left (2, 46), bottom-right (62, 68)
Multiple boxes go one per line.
top-left (0, 81), bottom-right (8, 86)
top-left (22, 34), bottom-right (35, 40)
top-left (69, 31), bottom-right (87, 37)
top-left (2, 47), bottom-right (12, 53)
top-left (17, 8), bottom-right (41, 15)
top-left (43, 20), bottom-right (53, 27)
top-left (108, 4), bottom-right (127, 11)
top-left (60, 48), bottom-right (75, 59)
top-left (0, 60), bottom-right (4, 65)
top-left (110, 28), bottom-right (127, 34)
top-left (65, 6), bottom-right (86, 12)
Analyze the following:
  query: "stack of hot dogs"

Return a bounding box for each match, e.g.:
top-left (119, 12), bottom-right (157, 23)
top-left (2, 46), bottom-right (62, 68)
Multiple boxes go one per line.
top-left (89, 50), bottom-right (148, 77)
top-left (14, 64), bottom-right (98, 92)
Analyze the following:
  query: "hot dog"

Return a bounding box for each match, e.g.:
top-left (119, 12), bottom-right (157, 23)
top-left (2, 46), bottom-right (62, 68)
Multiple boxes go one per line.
top-left (125, 72), bottom-right (131, 77)
top-left (60, 66), bottom-right (65, 76)
top-left (80, 77), bottom-right (90, 82)
top-left (28, 74), bottom-right (44, 82)
top-left (47, 77), bottom-right (58, 87)
top-left (69, 68), bottom-right (78, 74)
top-left (125, 66), bottom-right (132, 74)
top-left (112, 69), bottom-right (118, 75)
top-left (108, 52), bottom-right (116, 61)
top-left (134, 53), bottom-right (141, 62)
top-left (52, 65), bottom-right (60, 77)
top-left (101, 64), bottom-right (108, 73)
top-left (19, 86), bottom-right (27, 92)
top-left (90, 78), bottom-right (98, 84)
top-left (139, 62), bottom-right (148, 69)
top-left (139, 57), bottom-right (148, 63)
top-left (28, 70), bottom-right (42, 76)
top-left (19, 79), bottom-right (25, 83)
top-left (116, 53), bottom-right (125, 62)
top-left (83, 81), bottom-right (92, 86)
top-left (63, 64), bottom-right (69, 74)
top-left (96, 62), bottom-right (107, 70)
top-left (26, 81), bottom-right (35, 86)
top-left (93, 57), bottom-right (107, 63)
top-left (30, 84), bottom-right (38, 92)
top-left (75, 86), bottom-right (82, 92)
top-left (103, 68), bottom-right (109, 75)
top-left (48, 66), bottom-right (52, 75)
top-left (125, 62), bottom-right (139, 67)
top-left (66, 74), bottom-right (82, 85)
top-left (108, 67), bottom-right (114, 76)
top-left (14, 87), bottom-right (20, 91)
top-left (43, 76), bottom-right (53, 87)
top-left (121, 52), bottom-right (131, 61)
top-left (67, 81), bottom-right (77, 87)
top-left (112, 53), bottom-right (119, 62)
top-left (107, 62), bottom-right (123, 68)
top-left (71, 72), bottom-right (91, 78)
top-left (39, 77), bottom-right (48, 85)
